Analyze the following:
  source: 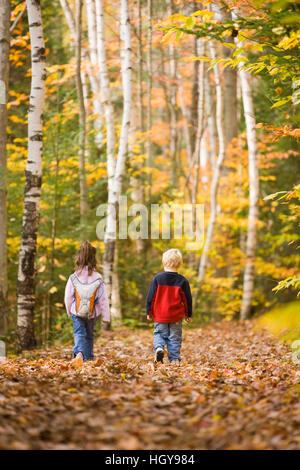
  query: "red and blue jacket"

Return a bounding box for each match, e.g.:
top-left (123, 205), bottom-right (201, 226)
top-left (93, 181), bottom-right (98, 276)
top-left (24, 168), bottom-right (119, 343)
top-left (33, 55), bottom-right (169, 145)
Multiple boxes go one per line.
top-left (146, 271), bottom-right (192, 323)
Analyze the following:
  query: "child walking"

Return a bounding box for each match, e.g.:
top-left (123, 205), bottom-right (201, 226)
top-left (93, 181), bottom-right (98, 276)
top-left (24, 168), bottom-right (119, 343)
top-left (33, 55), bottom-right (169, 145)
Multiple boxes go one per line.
top-left (146, 248), bottom-right (192, 364)
top-left (64, 241), bottom-right (110, 364)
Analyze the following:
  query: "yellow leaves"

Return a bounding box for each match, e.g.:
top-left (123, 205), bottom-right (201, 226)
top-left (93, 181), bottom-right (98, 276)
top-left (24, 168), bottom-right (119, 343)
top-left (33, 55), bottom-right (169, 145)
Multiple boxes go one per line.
top-left (54, 303), bottom-right (64, 308)
top-left (278, 30), bottom-right (300, 50)
top-left (212, 414), bottom-right (222, 421)
top-left (160, 28), bottom-right (177, 45)
top-left (192, 10), bottom-right (215, 20)
top-left (58, 274), bottom-right (67, 281)
top-left (49, 286), bottom-right (58, 294)
top-left (186, 55), bottom-right (211, 63)
top-left (185, 16), bottom-right (196, 29)
top-left (131, 144), bottom-right (141, 154)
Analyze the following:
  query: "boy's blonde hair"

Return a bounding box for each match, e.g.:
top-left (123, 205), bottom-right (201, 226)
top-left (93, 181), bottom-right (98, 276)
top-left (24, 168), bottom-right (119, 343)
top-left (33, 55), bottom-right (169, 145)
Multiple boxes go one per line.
top-left (162, 248), bottom-right (183, 270)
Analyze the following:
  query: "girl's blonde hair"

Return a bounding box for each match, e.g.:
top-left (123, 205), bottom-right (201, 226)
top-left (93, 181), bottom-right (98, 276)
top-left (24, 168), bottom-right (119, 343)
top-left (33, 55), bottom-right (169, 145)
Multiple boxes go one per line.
top-left (74, 241), bottom-right (97, 275)
top-left (162, 248), bottom-right (183, 270)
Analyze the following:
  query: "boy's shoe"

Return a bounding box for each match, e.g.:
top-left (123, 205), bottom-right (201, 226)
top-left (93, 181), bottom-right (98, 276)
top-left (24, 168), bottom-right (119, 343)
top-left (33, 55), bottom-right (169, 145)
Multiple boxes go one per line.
top-left (155, 347), bottom-right (164, 363)
top-left (71, 352), bottom-right (84, 367)
top-left (170, 359), bottom-right (180, 365)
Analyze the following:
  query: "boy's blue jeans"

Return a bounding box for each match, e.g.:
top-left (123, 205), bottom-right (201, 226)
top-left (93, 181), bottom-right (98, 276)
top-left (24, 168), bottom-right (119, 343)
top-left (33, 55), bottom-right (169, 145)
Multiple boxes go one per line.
top-left (72, 314), bottom-right (96, 361)
top-left (153, 321), bottom-right (182, 362)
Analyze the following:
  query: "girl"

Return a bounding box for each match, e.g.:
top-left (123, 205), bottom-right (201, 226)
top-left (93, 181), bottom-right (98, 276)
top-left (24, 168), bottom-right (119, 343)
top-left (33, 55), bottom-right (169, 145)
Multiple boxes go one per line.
top-left (64, 241), bottom-right (110, 363)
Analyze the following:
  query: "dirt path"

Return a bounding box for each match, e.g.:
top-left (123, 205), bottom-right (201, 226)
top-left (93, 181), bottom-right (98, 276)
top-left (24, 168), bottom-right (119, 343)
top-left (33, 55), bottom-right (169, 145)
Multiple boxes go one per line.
top-left (0, 321), bottom-right (299, 450)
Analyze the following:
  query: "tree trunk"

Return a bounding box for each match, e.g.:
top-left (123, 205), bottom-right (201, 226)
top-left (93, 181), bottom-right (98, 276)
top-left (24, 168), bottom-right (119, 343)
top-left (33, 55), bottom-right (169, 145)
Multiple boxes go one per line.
top-left (239, 65), bottom-right (259, 320)
top-left (0, 0), bottom-right (10, 335)
top-left (146, 0), bottom-right (152, 200)
top-left (198, 42), bottom-right (225, 283)
top-left (96, 0), bottom-right (131, 324)
top-left (129, 0), bottom-right (145, 254)
top-left (75, 0), bottom-right (88, 223)
top-left (191, 39), bottom-right (205, 205)
top-left (206, 68), bottom-right (218, 171)
top-left (111, 244), bottom-right (121, 324)
top-left (96, 0), bottom-right (116, 306)
top-left (222, 11), bottom-right (238, 147)
top-left (168, 0), bottom-right (177, 187)
top-left (59, 0), bottom-right (88, 223)
top-left (85, 0), bottom-right (103, 146)
top-left (17, 0), bottom-right (46, 351)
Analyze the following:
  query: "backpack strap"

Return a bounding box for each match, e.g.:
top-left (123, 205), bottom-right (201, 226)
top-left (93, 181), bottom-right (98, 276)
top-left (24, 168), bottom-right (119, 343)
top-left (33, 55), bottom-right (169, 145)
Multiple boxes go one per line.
top-left (94, 284), bottom-right (104, 304)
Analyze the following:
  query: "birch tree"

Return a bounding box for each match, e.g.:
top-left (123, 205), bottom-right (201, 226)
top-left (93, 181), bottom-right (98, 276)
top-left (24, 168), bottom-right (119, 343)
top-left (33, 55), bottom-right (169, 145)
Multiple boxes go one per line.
top-left (59, 0), bottom-right (88, 222)
top-left (130, 0), bottom-right (145, 254)
top-left (168, 0), bottom-right (178, 187)
top-left (239, 59), bottom-right (259, 320)
top-left (85, 0), bottom-right (103, 145)
top-left (146, 0), bottom-right (152, 199)
top-left (198, 42), bottom-right (225, 283)
top-left (222, 11), bottom-right (238, 147)
top-left (17, 0), bottom-right (46, 350)
top-left (96, 0), bottom-right (131, 320)
top-left (75, 0), bottom-right (89, 221)
top-left (0, 0), bottom-right (10, 335)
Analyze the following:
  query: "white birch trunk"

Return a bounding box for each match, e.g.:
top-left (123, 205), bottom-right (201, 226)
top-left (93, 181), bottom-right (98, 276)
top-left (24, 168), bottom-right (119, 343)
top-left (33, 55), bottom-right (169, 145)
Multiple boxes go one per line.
top-left (198, 42), bottom-right (225, 283)
top-left (239, 61), bottom-right (259, 320)
top-left (59, 0), bottom-right (88, 221)
top-left (168, 0), bottom-right (177, 186)
top-left (191, 39), bottom-right (205, 204)
top-left (96, 0), bottom-right (131, 323)
top-left (130, 0), bottom-right (145, 254)
top-left (85, 0), bottom-right (103, 145)
top-left (0, 0), bottom-right (10, 334)
top-left (75, 0), bottom-right (88, 220)
top-left (206, 70), bottom-right (218, 171)
top-left (17, 0), bottom-right (46, 350)
top-left (96, 0), bottom-right (116, 304)
top-left (146, 0), bottom-right (152, 198)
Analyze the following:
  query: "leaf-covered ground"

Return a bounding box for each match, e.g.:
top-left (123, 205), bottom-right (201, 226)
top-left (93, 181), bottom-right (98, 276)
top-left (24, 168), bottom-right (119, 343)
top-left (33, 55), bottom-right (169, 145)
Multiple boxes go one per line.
top-left (0, 320), bottom-right (299, 450)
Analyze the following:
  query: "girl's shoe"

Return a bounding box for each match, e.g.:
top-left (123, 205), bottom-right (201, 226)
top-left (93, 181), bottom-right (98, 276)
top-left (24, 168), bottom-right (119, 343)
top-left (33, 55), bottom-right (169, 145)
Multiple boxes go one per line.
top-left (155, 347), bottom-right (164, 363)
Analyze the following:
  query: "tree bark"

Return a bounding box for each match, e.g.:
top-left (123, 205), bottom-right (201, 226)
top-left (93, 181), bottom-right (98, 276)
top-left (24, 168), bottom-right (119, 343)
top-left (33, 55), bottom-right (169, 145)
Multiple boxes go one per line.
top-left (0, 0), bottom-right (10, 335)
top-left (17, 0), bottom-right (46, 350)
top-left (239, 63), bottom-right (259, 320)
top-left (198, 42), bottom-right (225, 283)
top-left (59, 0), bottom-right (88, 223)
top-left (222, 11), bottom-right (238, 147)
top-left (168, 0), bottom-right (177, 187)
top-left (85, 0), bottom-right (103, 146)
top-left (146, 0), bottom-right (152, 199)
top-left (96, 0), bottom-right (131, 324)
top-left (75, 0), bottom-right (88, 222)
top-left (130, 0), bottom-right (145, 254)
top-left (191, 39), bottom-right (205, 205)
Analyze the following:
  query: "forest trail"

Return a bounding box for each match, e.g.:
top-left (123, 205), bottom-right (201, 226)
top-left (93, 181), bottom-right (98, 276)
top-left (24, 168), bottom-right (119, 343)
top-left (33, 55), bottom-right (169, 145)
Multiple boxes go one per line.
top-left (0, 321), bottom-right (299, 450)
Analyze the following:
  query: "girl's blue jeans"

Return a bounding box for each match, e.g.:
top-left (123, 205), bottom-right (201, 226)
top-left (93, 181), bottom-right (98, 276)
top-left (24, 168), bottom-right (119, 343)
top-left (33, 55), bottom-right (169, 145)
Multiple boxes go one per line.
top-left (153, 320), bottom-right (182, 362)
top-left (72, 314), bottom-right (96, 361)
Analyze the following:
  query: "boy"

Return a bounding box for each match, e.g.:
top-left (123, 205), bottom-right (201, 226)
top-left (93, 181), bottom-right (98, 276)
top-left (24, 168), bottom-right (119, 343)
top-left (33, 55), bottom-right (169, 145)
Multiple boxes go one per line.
top-left (146, 248), bottom-right (192, 364)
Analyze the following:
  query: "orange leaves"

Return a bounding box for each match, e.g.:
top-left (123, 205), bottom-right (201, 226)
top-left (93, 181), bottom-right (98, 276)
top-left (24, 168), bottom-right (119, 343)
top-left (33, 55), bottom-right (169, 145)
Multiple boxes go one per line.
top-left (0, 323), bottom-right (299, 449)
top-left (256, 122), bottom-right (300, 141)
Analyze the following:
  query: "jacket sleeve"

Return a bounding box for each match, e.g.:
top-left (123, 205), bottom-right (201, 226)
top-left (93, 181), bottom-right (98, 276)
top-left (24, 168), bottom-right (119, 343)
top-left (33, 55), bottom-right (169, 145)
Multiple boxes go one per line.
top-left (146, 277), bottom-right (158, 316)
top-left (182, 279), bottom-right (192, 317)
top-left (64, 276), bottom-right (75, 317)
top-left (94, 281), bottom-right (110, 322)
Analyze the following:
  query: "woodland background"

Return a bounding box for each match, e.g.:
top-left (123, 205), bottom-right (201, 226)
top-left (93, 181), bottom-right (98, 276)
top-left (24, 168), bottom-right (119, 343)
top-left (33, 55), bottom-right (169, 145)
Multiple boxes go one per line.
top-left (0, 0), bottom-right (299, 351)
